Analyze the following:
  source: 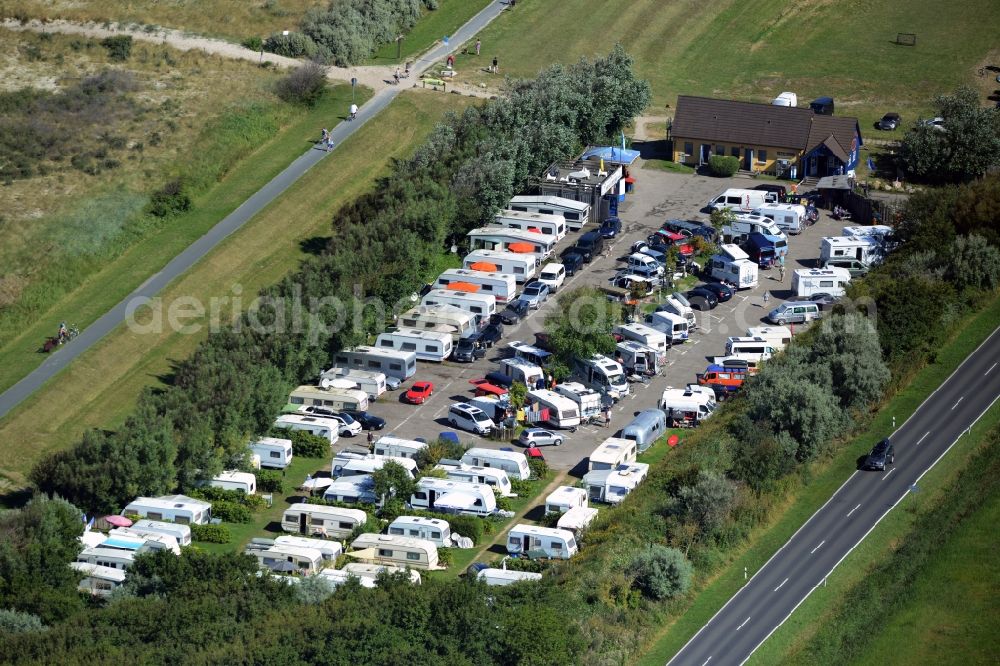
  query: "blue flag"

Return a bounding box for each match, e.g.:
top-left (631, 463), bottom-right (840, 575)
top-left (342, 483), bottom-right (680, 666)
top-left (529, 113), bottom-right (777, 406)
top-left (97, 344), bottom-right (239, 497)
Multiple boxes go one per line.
top-left (867, 157), bottom-right (876, 171)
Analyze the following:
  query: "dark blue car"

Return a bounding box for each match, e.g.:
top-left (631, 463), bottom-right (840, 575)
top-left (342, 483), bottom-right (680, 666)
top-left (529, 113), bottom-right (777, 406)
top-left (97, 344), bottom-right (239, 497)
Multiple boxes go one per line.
top-left (600, 217), bottom-right (622, 239)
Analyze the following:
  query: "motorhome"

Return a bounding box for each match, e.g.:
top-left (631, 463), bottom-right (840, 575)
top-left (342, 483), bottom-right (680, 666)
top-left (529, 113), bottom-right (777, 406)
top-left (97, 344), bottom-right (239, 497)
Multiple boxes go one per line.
top-left (320, 367), bottom-right (387, 401)
top-left (375, 327), bottom-right (454, 363)
top-left (544, 486), bottom-right (588, 515)
top-left (659, 387), bottom-right (716, 427)
top-left (281, 503), bottom-right (368, 539)
top-left (725, 336), bottom-right (779, 359)
top-left (461, 447), bottom-right (531, 480)
top-left (753, 203), bottom-right (807, 234)
top-left (508, 340), bottom-right (554, 368)
top-left (77, 546), bottom-right (138, 570)
top-left (843, 224), bottom-right (892, 254)
top-left (500, 357), bottom-right (545, 387)
top-left (707, 188), bottom-right (775, 213)
top-left (526, 389), bottom-right (581, 429)
top-left (399, 306), bottom-right (476, 343)
top-left (331, 453), bottom-right (418, 480)
top-left (250, 436), bottom-right (295, 469)
top-left (420, 289), bottom-right (497, 326)
top-left (434, 269), bottom-right (518, 305)
top-left (645, 310), bottom-right (689, 344)
top-left (724, 215), bottom-right (788, 256)
top-left (819, 235), bottom-right (879, 265)
top-left (435, 462), bottom-right (513, 496)
top-left (331, 346), bottom-right (417, 381)
top-left (372, 435), bottom-right (428, 460)
top-left (463, 249), bottom-right (538, 284)
top-left (495, 208), bottom-right (567, 240)
top-left (792, 267), bottom-right (852, 298)
top-left (657, 294), bottom-right (697, 330)
top-left (70, 562), bottom-right (127, 597)
top-left (255, 545), bottom-right (325, 575)
top-left (349, 534), bottom-right (440, 570)
top-left (746, 325), bottom-right (792, 350)
top-left (289, 384), bottom-right (370, 413)
top-left (273, 414), bottom-right (338, 446)
top-left (322, 475), bottom-right (378, 505)
top-left (467, 226), bottom-right (557, 260)
top-left (506, 524), bottom-right (578, 560)
top-left (387, 516), bottom-right (453, 547)
top-left (410, 477), bottom-right (497, 517)
top-left (574, 355), bottom-right (629, 401)
top-left (613, 323), bottom-right (668, 359)
top-left (273, 536), bottom-right (343, 560)
top-left (131, 520), bottom-right (192, 547)
top-left (696, 364), bottom-right (751, 396)
top-left (620, 409), bottom-right (668, 452)
top-left (123, 495), bottom-right (212, 525)
top-left (507, 194), bottom-right (592, 231)
top-left (553, 382), bottom-right (603, 422)
top-left (615, 340), bottom-right (661, 376)
top-left (709, 244), bottom-right (759, 289)
top-left (587, 437), bottom-right (638, 472)
top-left (477, 568), bottom-right (544, 586)
top-left (583, 462), bottom-right (649, 504)
top-left (210, 471), bottom-right (257, 495)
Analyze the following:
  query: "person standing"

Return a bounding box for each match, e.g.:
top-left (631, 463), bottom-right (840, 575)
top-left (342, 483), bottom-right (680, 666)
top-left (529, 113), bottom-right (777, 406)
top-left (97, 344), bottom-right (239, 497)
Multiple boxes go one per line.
top-left (446, 53), bottom-right (455, 69)
top-left (778, 264), bottom-right (785, 282)
top-left (475, 39), bottom-right (481, 56)
top-left (326, 134), bottom-right (334, 152)
top-left (367, 431), bottom-right (374, 451)
top-left (603, 405), bottom-right (611, 428)
top-left (492, 56), bottom-right (498, 74)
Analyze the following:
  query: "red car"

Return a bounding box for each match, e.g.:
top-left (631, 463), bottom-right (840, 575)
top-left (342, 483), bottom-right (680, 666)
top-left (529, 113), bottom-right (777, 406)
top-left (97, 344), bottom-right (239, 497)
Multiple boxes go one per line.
top-left (656, 229), bottom-right (695, 258)
top-left (524, 446), bottom-right (545, 461)
top-left (403, 381), bottom-right (434, 404)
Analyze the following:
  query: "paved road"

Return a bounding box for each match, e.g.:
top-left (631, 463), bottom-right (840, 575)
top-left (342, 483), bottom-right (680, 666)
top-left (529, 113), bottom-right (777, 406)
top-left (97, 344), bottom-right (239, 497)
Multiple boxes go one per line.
top-left (667, 327), bottom-right (1000, 665)
top-left (0, 2), bottom-right (508, 422)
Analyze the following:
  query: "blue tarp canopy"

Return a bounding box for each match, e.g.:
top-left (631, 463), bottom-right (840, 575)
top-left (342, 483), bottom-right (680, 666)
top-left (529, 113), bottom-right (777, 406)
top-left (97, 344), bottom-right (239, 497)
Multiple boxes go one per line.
top-left (581, 146), bottom-right (641, 165)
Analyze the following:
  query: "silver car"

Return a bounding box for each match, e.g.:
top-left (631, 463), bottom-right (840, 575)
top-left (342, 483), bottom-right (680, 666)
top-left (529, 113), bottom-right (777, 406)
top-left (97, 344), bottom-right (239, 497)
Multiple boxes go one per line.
top-left (518, 428), bottom-right (564, 447)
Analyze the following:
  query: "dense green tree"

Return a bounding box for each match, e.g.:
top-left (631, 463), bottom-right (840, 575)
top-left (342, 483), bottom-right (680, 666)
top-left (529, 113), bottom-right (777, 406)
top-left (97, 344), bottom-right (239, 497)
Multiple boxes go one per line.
top-left (945, 234), bottom-right (1000, 291)
top-left (372, 460), bottom-right (417, 504)
top-left (628, 545), bottom-right (693, 600)
top-left (810, 313), bottom-right (891, 411)
top-left (545, 287), bottom-right (620, 368)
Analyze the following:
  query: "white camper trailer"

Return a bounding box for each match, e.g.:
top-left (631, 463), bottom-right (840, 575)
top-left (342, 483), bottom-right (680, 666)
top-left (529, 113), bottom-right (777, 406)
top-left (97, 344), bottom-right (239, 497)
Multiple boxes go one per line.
top-left (645, 310), bottom-right (689, 344)
top-left (526, 389), bottom-right (581, 429)
top-left (323, 475), bottom-right (378, 505)
top-left (819, 236), bottom-right (879, 265)
top-left (710, 244), bottom-right (759, 289)
top-left (461, 447), bottom-right (531, 480)
top-left (132, 520), bottom-right (192, 547)
top-left (387, 516), bottom-right (452, 547)
top-left (495, 208), bottom-right (567, 240)
top-left (588, 437), bottom-right (638, 472)
top-left (553, 382), bottom-right (603, 422)
top-left (331, 346), bottom-right (417, 381)
top-left (210, 471), bottom-right (257, 495)
top-left (420, 289), bottom-right (497, 326)
top-left (273, 415), bottom-right (338, 446)
top-left (320, 367), bottom-right (387, 401)
top-left (753, 203), bottom-right (807, 234)
top-left (281, 503), bottom-right (368, 539)
top-left (373, 435), bottom-right (428, 460)
top-left (434, 269), bottom-right (518, 305)
top-left (545, 486), bottom-right (588, 515)
top-left (349, 534), bottom-right (440, 570)
top-left (410, 477), bottom-right (497, 517)
top-left (462, 249), bottom-right (538, 283)
top-left (583, 462), bottom-right (649, 504)
top-left (467, 226), bottom-right (557, 260)
top-left (273, 535), bottom-right (343, 560)
top-left (613, 323), bottom-right (668, 359)
top-left (506, 524), bottom-right (578, 559)
top-left (507, 194), bottom-right (592, 231)
top-left (399, 305), bottom-right (476, 342)
top-left (435, 463), bottom-right (513, 497)
top-left (70, 562), bottom-right (127, 597)
top-left (289, 384), bottom-right (370, 413)
top-left (256, 545), bottom-right (325, 575)
top-left (746, 326), bottom-right (793, 350)
top-left (477, 568), bottom-right (544, 586)
top-left (500, 357), bottom-right (545, 387)
top-left (76, 546), bottom-right (137, 570)
top-left (331, 453), bottom-right (418, 480)
top-left (250, 436), bottom-right (295, 469)
top-left (574, 355), bottom-right (630, 401)
top-left (123, 495), bottom-right (212, 525)
top-left (375, 327), bottom-right (454, 363)
top-left (792, 267), bottom-right (852, 298)
top-left (317, 568), bottom-right (378, 589)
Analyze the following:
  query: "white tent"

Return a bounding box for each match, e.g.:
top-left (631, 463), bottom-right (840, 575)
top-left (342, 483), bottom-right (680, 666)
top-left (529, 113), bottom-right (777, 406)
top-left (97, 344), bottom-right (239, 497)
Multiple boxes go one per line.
top-left (433, 491), bottom-right (479, 513)
top-left (300, 478), bottom-right (334, 490)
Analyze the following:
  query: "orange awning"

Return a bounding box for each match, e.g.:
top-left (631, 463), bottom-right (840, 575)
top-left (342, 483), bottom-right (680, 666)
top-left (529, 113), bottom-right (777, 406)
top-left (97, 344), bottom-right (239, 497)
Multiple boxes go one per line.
top-left (446, 281), bottom-right (480, 293)
top-left (508, 242), bottom-right (535, 254)
top-left (469, 261), bottom-right (497, 272)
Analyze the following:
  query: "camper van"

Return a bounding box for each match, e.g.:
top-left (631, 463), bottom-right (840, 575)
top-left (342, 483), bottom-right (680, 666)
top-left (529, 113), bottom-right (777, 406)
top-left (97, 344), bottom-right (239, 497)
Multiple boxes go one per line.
top-left (250, 436), bottom-right (295, 469)
top-left (553, 382), bottom-right (603, 422)
top-left (76, 546), bottom-right (138, 570)
top-left (613, 323), bottom-right (668, 359)
top-left (331, 346), bottom-right (417, 381)
top-left (508, 194), bottom-right (592, 231)
top-left (544, 486), bottom-right (588, 515)
top-left (421, 289), bottom-right (497, 326)
top-left (620, 409), bottom-right (668, 452)
top-left (725, 215), bottom-right (788, 255)
top-left (526, 389), bottom-right (581, 429)
top-left (506, 524), bottom-right (578, 559)
top-left (131, 520), bottom-right (192, 547)
top-left (588, 437), bottom-right (638, 472)
top-left (373, 435), bottom-right (428, 460)
top-left (467, 226), bottom-right (557, 260)
top-left (123, 495), bottom-right (212, 525)
top-left (349, 534), bottom-right (440, 570)
top-left (659, 388), bottom-right (716, 427)
top-left (696, 364), bottom-right (750, 396)
top-left (746, 326), bottom-right (792, 350)
top-left (500, 357), bottom-right (545, 387)
top-left (477, 568), bottom-right (544, 586)
top-left (820, 236), bottom-right (879, 265)
top-left (375, 327), bottom-right (453, 363)
top-left (463, 249), bottom-right (538, 284)
top-left (754, 203), bottom-right (807, 234)
top-left (461, 447), bottom-right (531, 480)
top-left (709, 244), bottom-right (759, 289)
top-left (583, 462), bottom-right (649, 504)
top-left (323, 475), bottom-right (378, 505)
top-left (495, 208), bottom-right (568, 240)
top-left (645, 310), bottom-right (689, 344)
top-left (399, 305), bottom-right (476, 342)
top-left (434, 269), bottom-right (518, 305)
top-left (658, 293), bottom-right (697, 330)
top-left (289, 384), bottom-right (370, 413)
top-left (387, 516), bottom-right (453, 547)
top-left (210, 471), bottom-right (257, 495)
top-left (574, 355), bottom-right (630, 401)
top-left (436, 462), bottom-right (513, 496)
top-left (255, 545), bottom-right (325, 575)
top-left (725, 336), bottom-right (778, 359)
top-left (410, 477), bottom-right (497, 517)
top-left (320, 367), bottom-right (387, 401)
top-left (767, 302), bottom-right (821, 326)
top-left (281, 503), bottom-right (368, 539)
top-left (70, 562), bottom-right (127, 597)
top-left (273, 414), bottom-right (338, 446)
top-left (273, 535), bottom-right (343, 560)
top-left (707, 188), bottom-right (775, 213)
top-left (615, 341), bottom-right (661, 376)
top-left (508, 340), bottom-right (554, 368)
top-left (792, 267), bottom-right (852, 298)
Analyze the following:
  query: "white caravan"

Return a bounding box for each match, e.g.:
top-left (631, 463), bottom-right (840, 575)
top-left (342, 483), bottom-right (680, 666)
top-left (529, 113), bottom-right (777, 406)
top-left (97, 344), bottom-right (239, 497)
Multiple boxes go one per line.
top-left (273, 415), bottom-right (338, 446)
top-left (420, 289), bottom-right (497, 326)
top-left (331, 346), bottom-right (417, 381)
top-left (289, 384), bottom-right (370, 413)
top-left (467, 226), bottom-right (557, 260)
top-left (320, 367), bottom-right (387, 401)
top-left (495, 208), bottom-right (567, 240)
top-left (461, 447), bottom-right (531, 480)
top-left (273, 536), bottom-right (343, 561)
top-left (131, 520), bottom-right (192, 547)
top-left (553, 382), bottom-right (603, 421)
top-left (507, 194), bottom-right (592, 231)
top-left (322, 475), bottom-right (378, 505)
top-left (255, 545), bottom-right (325, 575)
top-left (558, 506), bottom-right (599, 533)
top-left (331, 453), bottom-right (418, 480)
top-left (583, 462), bottom-right (649, 504)
top-left (526, 389), bottom-right (581, 429)
top-left (210, 471), bottom-right (257, 495)
top-left (349, 534), bottom-right (440, 571)
top-left (410, 477), bottom-right (497, 517)
top-left (434, 269), bottom-right (518, 305)
top-left (387, 516), bottom-right (453, 548)
top-left (792, 267), bottom-right (852, 298)
top-left (76, 546), bottom-right (137, 571)
top-left (746, 325), bottom-right (793, 350)
top-left (544, 486), bottom-right (588, 514)
top-left (463, 249), bottom-right (538, 284)
top-left (375, 327), bottom-right (454, 363)
top-left (250, 436), bottom-right (295, 469)
top-left (281, 503), bottom-right (368, 539)
top-left (506, 524), bottom-right (578, 559)
top-left (434, 462), bottom-right (513, 497)
top-left (477, 568), bottom-right (543, 586)
top-left (710, 244), bottom-right (759, 289)
top-left (372, 435), bottom-right (428, 460)
top-left (588, 437), bottom-right (638, 472)
top-left (122, 495), bottom-right (211, 525)
top-left (819, 236), bottom-right (879, 265)
top-left (70, 562), bottom-right (127, 597)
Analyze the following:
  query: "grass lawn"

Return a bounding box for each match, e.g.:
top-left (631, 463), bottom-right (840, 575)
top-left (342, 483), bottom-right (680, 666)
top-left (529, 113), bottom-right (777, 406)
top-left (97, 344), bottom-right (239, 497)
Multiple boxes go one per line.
top-left (637, 293), bottom-right (1000, 665)
top-left (0, 89), bottom-right (476, 492)
top-left (454, 0), bottom-right (999, 130)
top-left (642, 159), bottom-right (696, 175)
top-left (368, 0), bottom-right (493, 65)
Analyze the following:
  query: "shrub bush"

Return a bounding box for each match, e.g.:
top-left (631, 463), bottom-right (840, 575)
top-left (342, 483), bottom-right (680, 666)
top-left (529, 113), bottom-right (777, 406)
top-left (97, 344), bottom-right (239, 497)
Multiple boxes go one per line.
top-left (0, 609), bottom-right (45, 633)
top-left (147, 179), bottom-right (192, 218)
top-left (300, 0), bottom-right (434, 67)
top-left (707, 154), bottom-right (739, 177)
top-left (628, 545), bottom-right (693, 600)
top-left (241, 36), bottom-right (264, 51)
top-left (264, 32), bottom-right (318, 58)
top-left (528, 457), bottom-right (548, 480)
top-left (210, 500), bottom-right (252, 523)
top-left (275, 63), bottom-right (328, 106)
top-left (255, 470), bottom-right (285, 494)
top-left (278, 429), bottom-right (329, 458)
top-left (100, 35), bottom-right (133, 62)
top-left (191, 524), bottom-right (231, 543)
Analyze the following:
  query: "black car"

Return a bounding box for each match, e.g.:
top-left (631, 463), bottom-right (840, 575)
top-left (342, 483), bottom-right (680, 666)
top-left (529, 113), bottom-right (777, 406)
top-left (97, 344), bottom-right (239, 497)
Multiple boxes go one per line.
top-left (877, 112), bottom-right (901, 131)
top-left (600, 217), bottom-right (622, 239)
top-left (699, 282), bottom-right (734, 302)
top-left (484, 370), bottom-right (514, 389)
top-left (351, 411), bottom-right (386, 431)
top-left (574, 230), bottom-right (605, 263)
top-left (499, 298), bottom-right (530, 325)
top-left (753, 183), bottom-right (788, 200)
top-left (479, 321), bottom-right (504, 347)
top-left (560, 251), bottom-right (584, 276)
top-left (862, 438), bottom-right (895, 471)
top-left (451, 334), bottom-right (487, 363)
top-left (790, 292), bottom-right (837, 310)
top-left (686, 287), bottom-right (719, 310)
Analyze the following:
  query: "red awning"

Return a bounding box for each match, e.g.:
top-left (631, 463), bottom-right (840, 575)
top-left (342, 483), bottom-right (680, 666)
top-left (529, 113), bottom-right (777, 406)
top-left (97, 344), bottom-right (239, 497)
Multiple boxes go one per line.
top-left (104, 515), bottom-right (133, 527)
top-left (527, 227), bottom-right (542, 234)
top-left (446, 281), bottom-right (480, 293)
top-left (469, 262), bottom-right (498, 272)
top-left (508, 242), bottom-right (535, 254)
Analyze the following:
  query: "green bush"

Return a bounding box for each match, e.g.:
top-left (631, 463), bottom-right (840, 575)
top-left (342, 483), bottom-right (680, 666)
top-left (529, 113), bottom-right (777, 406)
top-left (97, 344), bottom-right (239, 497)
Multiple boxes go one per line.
top-left (255, 470), bottom-right (285, 494)
top-left (191, 524), bottom-right (231, 544)
top-left (628, 545), bottom-right (693, 600)
top-left (100, 35), bottom-right (133, 62)
top-left (300, 0), bottom-right (431, 67)
top-left (189, 485), bottom-right (265, 510)
top-left (146, 179), bottom-right (192, 218)
top-left (241, 36), bottom-right (264, 51)
top-left (0, 609), bottom-right (45, 633)
top-left (274, 63), bottom-right (328, 106)
top-left (277, 429), bottom-right (329, 458)
top-left (708, 154), bottom-right (739, 177)
top-left (210, 500), bottom-right (252, 524)
top-left (528, 457), bottom-right (548, 481)
top-left (437, 547), bottom-right (454, 567)
top-left (263, 31), bottom-right (318, 58)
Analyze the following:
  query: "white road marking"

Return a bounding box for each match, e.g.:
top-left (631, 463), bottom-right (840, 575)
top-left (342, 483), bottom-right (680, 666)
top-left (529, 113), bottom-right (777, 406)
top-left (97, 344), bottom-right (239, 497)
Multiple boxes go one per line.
top-left (736, 616), bottom-right (751, 631)
top-left (773, 578), bottom-right (788, 592)
top-left (810, 541), bottom-right (825, 554)
top-left (951, 396), bottom-right (964, 410)
top-left (846, 503), bottom-right (861, 517)
top-left (882, 468), bottom-right (896, 481)
top-left (915, 431), bottom-right (929, 446)
top-left (701, 659), bottom-right (712, 666)
top-left (985, 362), bottom-right (997, 376)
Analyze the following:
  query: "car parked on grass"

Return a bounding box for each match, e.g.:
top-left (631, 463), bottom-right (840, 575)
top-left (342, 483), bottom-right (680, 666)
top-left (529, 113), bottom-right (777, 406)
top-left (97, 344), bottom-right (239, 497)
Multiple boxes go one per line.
top-left (521, 281), bottom-right (550, 309)
top-left (517, 428), bottom-right (565, 448)
top-left (560, 250), bottom-right (584, 276)
top-left (403, 381), bottom-right (434, 405)
top-left (877, 112), bottom-right (901, 130)
top-left (921, 116), bottom-right (946, 131)
top-left (352, 412), bottom-right (386, 431)
top-left (699, 281), bottom-right (734, 302)
top-left (686, 287), bottom-right (719, 310)
top-left (499, 298), bottom-right (530, 325)
top-left (862, 438), bottom-right (894, 471)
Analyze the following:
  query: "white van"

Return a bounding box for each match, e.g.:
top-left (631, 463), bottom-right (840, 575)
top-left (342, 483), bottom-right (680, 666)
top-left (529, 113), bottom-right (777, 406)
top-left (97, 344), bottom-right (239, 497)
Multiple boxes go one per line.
top-left (725, 336), bottom-right (778, 359)
top-left (659, 387), bottom-right (715, 426)
top-left (387, 516), bottom-right (452, 547)
top-left (538, 263), bottom-right (566, 293)
top-left (500, 357), bottom-right (545, 387)
top-left (399, 305), bottom-right (477, 342)
top-left (792, 267), bottom-right (851, 298)
top-left (495, 208), bottom-right (567, 240)
top-left (646, 310), bottom-right (689, 343)
top-left (331, 346), bottom-right (417, 381)
top-left (506, 524), bottom-right (577, 559)
top-left (447, 403), bottom-right (496, 436)
top-left (250, 437), bottom-right (294, 469)
top-left (421, 289), bottom-right (497, 326)
top-left (375, 327), bottom-right (453, 363)
top-left (708, 188), bottom-right (774, 213)
top-left (754, 203), bottom-right (807, 234)
top-left (613, 323), bottom-right (668, 359)
top-left (463, 249), bottom-right (537, 284)
top-left (626, 253), bottom-right (664, 276)
top-left (767, 302), bottom-right (821, 325)
top-left (461, 446), bottom-right (531, 480)
top-left (526, 389), bottom-right (581, 429)
top-left (434, 269), bottom-right (518, 305)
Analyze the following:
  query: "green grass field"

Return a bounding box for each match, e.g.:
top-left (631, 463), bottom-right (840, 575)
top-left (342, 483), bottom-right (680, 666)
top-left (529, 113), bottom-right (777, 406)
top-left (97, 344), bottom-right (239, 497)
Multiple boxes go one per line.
top-left (368, 0), bottom-right (492, 64)
top-left (458, 0), bottom-right (998, 131)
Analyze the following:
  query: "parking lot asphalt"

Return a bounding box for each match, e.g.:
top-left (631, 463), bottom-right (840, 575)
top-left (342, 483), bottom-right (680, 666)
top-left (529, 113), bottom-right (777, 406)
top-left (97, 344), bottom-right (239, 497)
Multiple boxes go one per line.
top-left (350, 163), bottom-right (844, 476)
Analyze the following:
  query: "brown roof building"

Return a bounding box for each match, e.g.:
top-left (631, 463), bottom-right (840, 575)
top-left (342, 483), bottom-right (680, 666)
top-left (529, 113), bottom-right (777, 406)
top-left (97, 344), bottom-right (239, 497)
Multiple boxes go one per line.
top-left (670, 96), bottom-right (863, 179)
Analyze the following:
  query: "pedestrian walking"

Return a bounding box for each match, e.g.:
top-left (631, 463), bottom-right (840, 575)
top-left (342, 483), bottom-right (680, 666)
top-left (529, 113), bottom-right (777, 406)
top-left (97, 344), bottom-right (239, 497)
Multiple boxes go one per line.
top-left (762, 290), bottom-right (770, 306)
top-left (393, 66), bottom-right (401, 84)
top-left (778, 265), bottom-right (785, 282)
top-left (603, 405), bottom-right (611, 428)
top-left (349, 103), bottom-right (358, 120)
top-left (446, 53), bottom-right (455, 69)
top-left (475, 39), bottom-right (481, 56)
top-left (367, 431), bottom-right (374, 451)
top-left (326, 135), bottom-right (334, 152)
top-left (492, 56), bottom-right (498, 74)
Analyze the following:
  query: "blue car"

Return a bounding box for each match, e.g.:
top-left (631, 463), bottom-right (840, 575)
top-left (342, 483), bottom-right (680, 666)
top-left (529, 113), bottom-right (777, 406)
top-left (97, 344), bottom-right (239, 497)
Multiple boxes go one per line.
top-left (600, 217), bottom-right (622, 238)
